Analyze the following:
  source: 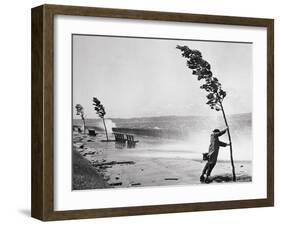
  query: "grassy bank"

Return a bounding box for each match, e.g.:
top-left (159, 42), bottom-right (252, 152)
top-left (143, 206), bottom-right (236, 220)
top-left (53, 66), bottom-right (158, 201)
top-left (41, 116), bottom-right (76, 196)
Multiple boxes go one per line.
top-left (72, 149), bottom-right (109, 190)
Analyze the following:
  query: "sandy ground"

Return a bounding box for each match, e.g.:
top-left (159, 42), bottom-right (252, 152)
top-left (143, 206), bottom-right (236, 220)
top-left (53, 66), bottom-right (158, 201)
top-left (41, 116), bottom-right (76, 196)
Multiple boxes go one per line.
top-left (73, 131), bottom-right (252, 189)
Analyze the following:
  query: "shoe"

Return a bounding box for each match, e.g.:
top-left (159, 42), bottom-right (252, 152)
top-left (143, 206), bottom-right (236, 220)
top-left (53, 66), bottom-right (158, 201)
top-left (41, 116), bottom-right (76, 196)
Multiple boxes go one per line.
top-left (200, 175), bottom-right (205, 182)
top-left (205, 177), bottom-right (212, 184)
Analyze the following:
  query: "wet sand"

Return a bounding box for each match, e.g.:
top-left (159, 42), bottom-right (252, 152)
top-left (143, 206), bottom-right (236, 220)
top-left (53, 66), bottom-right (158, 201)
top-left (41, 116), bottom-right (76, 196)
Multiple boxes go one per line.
top-left (72, 131), bottom-right (252, 189)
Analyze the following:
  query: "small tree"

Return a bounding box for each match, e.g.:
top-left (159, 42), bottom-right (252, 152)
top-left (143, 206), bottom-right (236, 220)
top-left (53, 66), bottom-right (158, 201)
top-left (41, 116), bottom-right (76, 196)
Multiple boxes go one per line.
top-left (75, 104), bottom-right (86, 134)
top-left (176, 45), bottom-right (236, 181)
top-left (93, 97), bottom-right (109, 141)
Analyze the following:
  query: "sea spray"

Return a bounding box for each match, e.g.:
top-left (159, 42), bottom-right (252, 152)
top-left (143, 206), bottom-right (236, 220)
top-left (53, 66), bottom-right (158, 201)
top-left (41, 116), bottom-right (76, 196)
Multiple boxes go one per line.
top-left (73, 115), bottom-right (252, 160)
top-left (96, 119), bottom-right (116, 133)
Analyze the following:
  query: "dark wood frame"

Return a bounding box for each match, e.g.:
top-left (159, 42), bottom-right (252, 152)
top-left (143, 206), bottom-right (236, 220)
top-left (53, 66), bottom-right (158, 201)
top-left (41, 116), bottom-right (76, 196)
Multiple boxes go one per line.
top-left (31, 4), bottom-right (274, 221)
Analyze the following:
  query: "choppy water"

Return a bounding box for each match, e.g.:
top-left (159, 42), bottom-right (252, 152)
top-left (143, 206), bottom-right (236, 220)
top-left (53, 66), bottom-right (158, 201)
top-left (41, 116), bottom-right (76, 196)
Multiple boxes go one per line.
top-left (74, 113), bottom-right (252, 161)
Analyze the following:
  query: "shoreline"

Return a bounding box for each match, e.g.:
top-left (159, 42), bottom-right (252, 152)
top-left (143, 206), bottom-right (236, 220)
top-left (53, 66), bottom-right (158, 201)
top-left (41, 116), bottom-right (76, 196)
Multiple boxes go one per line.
top-left (73, 131), bottom-right (252, 189)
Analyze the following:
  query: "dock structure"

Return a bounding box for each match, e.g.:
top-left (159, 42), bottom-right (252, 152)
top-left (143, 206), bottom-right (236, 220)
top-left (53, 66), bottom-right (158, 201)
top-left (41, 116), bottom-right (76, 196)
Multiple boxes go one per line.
top-left (126, 134), bottom-right (139, 144)
top-left (113, 133), bottom-right (139, 147)
top-left (113, 133), bottom-right (126, 143)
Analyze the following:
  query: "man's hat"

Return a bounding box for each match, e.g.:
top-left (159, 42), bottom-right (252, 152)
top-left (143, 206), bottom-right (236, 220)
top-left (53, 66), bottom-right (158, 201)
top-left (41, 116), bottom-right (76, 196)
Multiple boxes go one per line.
top-left (213, 129), bottom-right (220, 133)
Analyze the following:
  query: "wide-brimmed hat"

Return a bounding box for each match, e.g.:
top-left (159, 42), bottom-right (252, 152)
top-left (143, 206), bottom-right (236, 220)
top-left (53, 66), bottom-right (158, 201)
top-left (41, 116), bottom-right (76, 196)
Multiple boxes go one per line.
top-left (213, 129), bottom-right (220, 133)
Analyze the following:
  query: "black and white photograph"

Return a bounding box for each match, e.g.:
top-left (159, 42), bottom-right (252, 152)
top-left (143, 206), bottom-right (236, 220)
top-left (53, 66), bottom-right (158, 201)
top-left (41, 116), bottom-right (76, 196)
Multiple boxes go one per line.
top-left (72, 34), bottom-right (253, 190)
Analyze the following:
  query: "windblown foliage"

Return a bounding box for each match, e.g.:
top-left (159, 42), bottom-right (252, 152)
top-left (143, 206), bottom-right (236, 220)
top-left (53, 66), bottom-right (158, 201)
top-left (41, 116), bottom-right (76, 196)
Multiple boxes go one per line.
top-left (75, 104), bottom-right (86, 133)
top-left (176, 45), bottom-right (226, 111)
top-left (75, 104), bottom-right (85, 119)
top-left (93, 97), bottom-right (106, 118)
top-left (93, 97), bottom-right (109, 141)
top-left (177, 45), bottom-right (236, 181)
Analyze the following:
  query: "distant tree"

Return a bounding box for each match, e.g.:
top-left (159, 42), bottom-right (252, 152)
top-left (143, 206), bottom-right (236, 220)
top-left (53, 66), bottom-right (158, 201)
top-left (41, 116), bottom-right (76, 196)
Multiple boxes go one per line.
top-left (75, 104), bottom-right (86, 134)
top-left (176, 45), bottom-right (236, 181)
top-left (93, 97), bottom-right (109, 141)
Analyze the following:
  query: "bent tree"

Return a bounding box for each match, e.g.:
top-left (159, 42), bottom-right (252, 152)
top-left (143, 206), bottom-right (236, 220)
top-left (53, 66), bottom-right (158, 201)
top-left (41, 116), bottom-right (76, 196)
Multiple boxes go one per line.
top-left (75, 104), bottom-right (86, 134)
top-left (176, 45), bottom-right (236, 181)
top-left (93, 97), bottom-right (109, 141)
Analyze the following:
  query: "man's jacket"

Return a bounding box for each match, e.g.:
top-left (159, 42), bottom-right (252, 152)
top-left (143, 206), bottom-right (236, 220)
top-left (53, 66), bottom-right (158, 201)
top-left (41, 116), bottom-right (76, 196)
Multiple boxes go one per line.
top-left (208, 129), bottom-right (227, 164)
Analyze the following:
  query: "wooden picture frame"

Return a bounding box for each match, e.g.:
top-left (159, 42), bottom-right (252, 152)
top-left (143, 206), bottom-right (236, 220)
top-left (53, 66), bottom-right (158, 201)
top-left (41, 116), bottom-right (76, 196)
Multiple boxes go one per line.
top-left (31, 4), bottom-right (274, 221)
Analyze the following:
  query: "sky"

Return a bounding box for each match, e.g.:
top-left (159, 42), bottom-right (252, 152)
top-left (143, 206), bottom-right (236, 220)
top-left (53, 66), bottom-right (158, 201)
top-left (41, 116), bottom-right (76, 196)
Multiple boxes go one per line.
top-left (72, 35), bottom-right (252, 119)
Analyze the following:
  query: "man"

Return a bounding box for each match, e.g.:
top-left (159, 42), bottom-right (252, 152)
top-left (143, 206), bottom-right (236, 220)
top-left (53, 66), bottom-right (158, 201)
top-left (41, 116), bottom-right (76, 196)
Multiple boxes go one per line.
top-left (200, 128), bottom-right (230, 183)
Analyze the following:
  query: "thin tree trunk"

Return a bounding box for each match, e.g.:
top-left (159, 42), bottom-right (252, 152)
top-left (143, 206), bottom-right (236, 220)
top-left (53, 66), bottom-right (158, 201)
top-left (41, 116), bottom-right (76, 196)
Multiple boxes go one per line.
top-left (82, 119), bottom-right (86, 134)
top-left (219, 101), bottom-right (236, 181)
top-left (102, 118), bottom-right (109, 141)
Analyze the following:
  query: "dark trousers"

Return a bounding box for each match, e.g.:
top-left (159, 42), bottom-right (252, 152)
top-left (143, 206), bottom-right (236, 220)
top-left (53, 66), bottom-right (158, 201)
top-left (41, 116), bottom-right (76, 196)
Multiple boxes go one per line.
top-left (202, 162), bottom-right (216, 177)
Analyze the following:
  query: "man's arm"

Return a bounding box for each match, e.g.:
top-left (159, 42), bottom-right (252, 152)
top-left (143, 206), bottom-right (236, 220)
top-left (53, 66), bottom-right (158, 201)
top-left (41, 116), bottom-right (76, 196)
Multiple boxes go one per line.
top-left (215, 128), bottom-right (227, 137)
top-left (219, 141), bottom-right (229, 147)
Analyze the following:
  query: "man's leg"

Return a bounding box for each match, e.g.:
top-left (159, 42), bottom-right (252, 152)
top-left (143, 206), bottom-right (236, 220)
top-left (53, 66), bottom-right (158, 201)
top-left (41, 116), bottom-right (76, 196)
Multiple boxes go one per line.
top-left (202, 162), bottom-right (209, 175)
top-left (200, 162), bottom-right (210, 182)
top-left (206, 163), bottom-right (216, 177)
top-left (204, 163), bottom-right (216, 183)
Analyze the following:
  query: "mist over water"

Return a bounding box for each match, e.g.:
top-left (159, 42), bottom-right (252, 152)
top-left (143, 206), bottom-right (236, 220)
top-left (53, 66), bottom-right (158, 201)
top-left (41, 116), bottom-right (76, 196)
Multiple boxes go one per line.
top-left (74, 113), bottom-right (252, 161)
top-left (179, 116), bottom-right (252, 161)
top-left (95, 119), bottom-right (116, 133)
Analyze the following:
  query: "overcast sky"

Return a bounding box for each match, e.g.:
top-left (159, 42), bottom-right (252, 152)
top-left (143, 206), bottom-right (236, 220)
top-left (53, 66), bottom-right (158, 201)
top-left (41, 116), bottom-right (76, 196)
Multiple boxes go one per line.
top-left (72, 35), bottom-right (252, 119)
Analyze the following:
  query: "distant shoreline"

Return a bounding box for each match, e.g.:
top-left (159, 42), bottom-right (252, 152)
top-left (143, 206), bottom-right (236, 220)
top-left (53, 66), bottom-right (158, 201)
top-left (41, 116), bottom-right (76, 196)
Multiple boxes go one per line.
top-left (73, 112), bottom-right (252, 121)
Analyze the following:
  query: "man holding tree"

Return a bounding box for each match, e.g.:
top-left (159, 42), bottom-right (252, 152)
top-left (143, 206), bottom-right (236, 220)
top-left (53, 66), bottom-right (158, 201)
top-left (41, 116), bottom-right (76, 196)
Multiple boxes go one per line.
top-left (200, 128), bottom-right (230, 183)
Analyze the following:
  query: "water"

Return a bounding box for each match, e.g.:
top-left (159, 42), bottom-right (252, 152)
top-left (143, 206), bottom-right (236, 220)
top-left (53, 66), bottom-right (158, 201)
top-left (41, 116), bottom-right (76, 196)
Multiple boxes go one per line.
top-left (74, 113), bottom-right (252, 161)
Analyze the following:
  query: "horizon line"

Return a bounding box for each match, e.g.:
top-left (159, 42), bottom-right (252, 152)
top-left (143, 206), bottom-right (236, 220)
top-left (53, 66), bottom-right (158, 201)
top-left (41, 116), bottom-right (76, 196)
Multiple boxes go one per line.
top-left (73, 112), bottom-right (252, 120)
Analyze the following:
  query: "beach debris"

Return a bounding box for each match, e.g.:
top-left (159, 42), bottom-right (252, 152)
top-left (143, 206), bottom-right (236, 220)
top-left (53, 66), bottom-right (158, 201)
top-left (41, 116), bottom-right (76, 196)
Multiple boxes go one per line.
top-left (79, 144), bottom-right (84, 149)
top-left (109, 182), bottom-right (122, 186)
top-left (92, 161), bottom-right (135, 167)
top-left (131, 183), bottom-right (141, 186)
top-left (73, 142), bottom-right (82, 147)
top-left (83, 151), bottom-right (96, 156)
top-left (214, 178), bottom-right (223, 183)
top-left (115, 176), bottom-right (120, 180)
top-left (88, 129), bottom-right (97, 136)
top-left (98, 165), bottom-right (112, 170)
top-left (164, 178), bottom-right (179, 180)
top-left (212, 175), bottom-right (232, 182)
top-left (100, 139), bottom-right (116, 142)
top-left (104, 176), bottom-right (110, 181)
top-left (240, 165), bottom-right (244, 168)
top-left (87, 139), bottom-right (93, 142)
